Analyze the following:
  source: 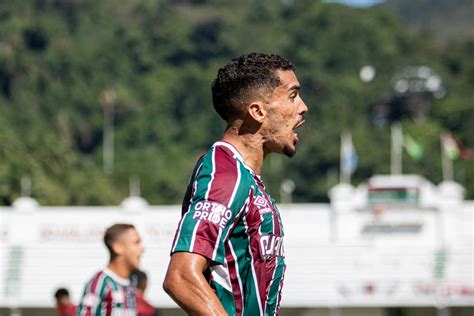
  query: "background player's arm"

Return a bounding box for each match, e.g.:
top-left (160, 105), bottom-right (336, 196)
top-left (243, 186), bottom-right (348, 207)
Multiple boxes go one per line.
top-left (163, 252), bottom-right (228, 316)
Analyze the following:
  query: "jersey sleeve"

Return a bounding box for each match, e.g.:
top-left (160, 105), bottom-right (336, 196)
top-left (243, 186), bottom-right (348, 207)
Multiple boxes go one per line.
top-left (171, 146), bottom-right (250, 264)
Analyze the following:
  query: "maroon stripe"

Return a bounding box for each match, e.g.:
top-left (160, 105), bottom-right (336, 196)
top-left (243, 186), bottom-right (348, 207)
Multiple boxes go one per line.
top-left (207, 146), bottom-right (238, 204)
top-left (251, 237), bottom-right (267, 314)
top-left (256, 180), bottom-right (281, 236)
top-left (245, 195), bottom-right (264, 234)
top-left (89, 271), bottom-right (104, 294)
top-left (225, 243), bottom-right (243, 316)
top-left (223, 192), bottom-right (252, 242)
top-left (82, 301), bottom-right (92, 316)
top-left (83, 307), bottom-right (91, 316)
top-left (265, 258), bottom-right (277, 307)
top-left (193, 146), bottom-right (239, 254)
top-left (254, 182), bottom-right (284, 313)
top-left (104, 288), bottom-right (112, 316)
top-left (272, 206), bottom-right (281, 236)
top-left (192, 235), bottom-right (216, 259)
top-left (245, 203), bottom-right (266, 313)
top-left (83, 272), bottom-right (105, 316)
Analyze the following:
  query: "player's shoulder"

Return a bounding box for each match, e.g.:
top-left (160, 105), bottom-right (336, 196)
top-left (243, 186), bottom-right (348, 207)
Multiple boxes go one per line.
top-left (197, 143), bottom-right (234, 174)
top-left (86, 270), bottom-right (106, 284)
top-left (83, 270), bottom-right (114, 293)
top-left (79, 271), bottom-right (112, 309)
top-left (202, 142), bottom-right (236, 163)
top-left (207, 142), bottom-right (254, 171)
top-left (204, 143), bottom-right (254, 181)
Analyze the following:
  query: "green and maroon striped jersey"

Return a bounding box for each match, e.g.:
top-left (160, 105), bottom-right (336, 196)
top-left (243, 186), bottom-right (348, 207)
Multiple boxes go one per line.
top-left (77, 269), bottom-right (136, 316)
top-left (171, 142), bottom-right (286, 316)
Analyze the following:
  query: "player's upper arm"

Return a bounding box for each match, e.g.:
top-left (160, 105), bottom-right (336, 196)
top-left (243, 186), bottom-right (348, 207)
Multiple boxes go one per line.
top-left (168, 252), bottom-right (211, 273)
top-left (163, 252), bottom-right (211, 292)
top-left (171, 146), bottom-right (250, 264)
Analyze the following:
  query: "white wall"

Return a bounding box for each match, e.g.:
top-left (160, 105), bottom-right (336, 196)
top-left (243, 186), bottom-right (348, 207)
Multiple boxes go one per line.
top-left (0, 202), bottom-right (473, 308)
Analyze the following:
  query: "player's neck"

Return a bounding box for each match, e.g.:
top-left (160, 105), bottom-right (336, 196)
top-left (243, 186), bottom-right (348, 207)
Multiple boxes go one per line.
top-left (107, 261), bottom-right (131, 280)
top-left (222, 127), bottom-right (264, 174)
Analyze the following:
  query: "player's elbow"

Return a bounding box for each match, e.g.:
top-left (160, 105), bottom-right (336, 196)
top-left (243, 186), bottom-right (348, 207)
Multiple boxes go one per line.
top-left (164, 252), bottom-right (210, 299)
top-left (162, 270), bottom-right (181, 297)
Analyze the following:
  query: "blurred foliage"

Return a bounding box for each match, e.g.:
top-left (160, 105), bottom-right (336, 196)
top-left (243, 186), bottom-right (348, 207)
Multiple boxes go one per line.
top-left (0, 0), bottom-right (472, 205)
top-left (383, 0), bottom-right (474, 43)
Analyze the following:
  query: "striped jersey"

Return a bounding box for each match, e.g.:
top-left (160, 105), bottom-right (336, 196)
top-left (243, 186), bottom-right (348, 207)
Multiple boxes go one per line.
top-left (171, 141), bottom-right (286, 316)
top-left (77, 268), bottom-right (136, 316)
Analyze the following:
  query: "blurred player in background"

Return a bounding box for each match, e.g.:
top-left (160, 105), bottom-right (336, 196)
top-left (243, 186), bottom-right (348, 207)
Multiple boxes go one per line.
top-left (54, 288), bottom-right (76, 316)
top-left (163, 53), bottom-right (308, 315)
top-left (77, 223), bottom-right (144, 316)
top-left (130, 270), bottom-right (159, 316)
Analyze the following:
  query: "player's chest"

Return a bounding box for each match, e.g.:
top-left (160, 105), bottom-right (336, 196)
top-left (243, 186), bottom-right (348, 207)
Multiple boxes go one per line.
top-left (104, 288), bottom-right (135, 313)
top-left (248, 189), bottom-right (284, 235)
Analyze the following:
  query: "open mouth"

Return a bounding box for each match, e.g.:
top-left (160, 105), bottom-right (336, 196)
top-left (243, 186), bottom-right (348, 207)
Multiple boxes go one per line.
top-left (293, 119), bottom-right (305, 135)
top-left (292, 119), bottom-right (305, 143)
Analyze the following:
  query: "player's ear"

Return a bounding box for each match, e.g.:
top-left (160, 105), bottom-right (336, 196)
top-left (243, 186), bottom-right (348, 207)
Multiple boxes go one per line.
top-left (111, 240), bottom-right (125, 256)
top-left (248, 101), bottom-right (266, 124)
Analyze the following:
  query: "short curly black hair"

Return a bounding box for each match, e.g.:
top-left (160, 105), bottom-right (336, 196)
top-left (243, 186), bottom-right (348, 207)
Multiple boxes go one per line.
top-left (211, 53), bottom-right (294, 122)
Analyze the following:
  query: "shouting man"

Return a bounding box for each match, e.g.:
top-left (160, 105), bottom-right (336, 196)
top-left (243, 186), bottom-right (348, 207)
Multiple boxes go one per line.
top-left (164, 53), bottom-right (308, 316)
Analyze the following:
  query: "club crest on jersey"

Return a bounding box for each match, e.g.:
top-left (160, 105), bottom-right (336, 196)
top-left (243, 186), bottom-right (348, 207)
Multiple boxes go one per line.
top-left (192, 201), bottom-right (232, 229)
top-left (260, 234), bottom-right (285, 258)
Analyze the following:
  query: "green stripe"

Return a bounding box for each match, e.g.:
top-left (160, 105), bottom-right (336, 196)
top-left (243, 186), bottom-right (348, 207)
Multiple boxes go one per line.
top-left (228, 237), bottom-right (250, 315)
top-left (242, 215), bottom-right (262, 316)
top-left (193, 148), bottom-right (215, 200)
top-left (94, 276), bottom-right (110, 316)
top-left (243, 273), bottom-right (260, 316)
top-left (238, 169), bottom-right (262, 316)
top-left (174, 149), bottom-right (214, 252)
top-left (265, 258), bottom-right (285, 316)
top-left (213, 282), bottom-right (236, 316)
top-left (181, 156), bottom-right (205, 212)
top-left (260, 212), bottom-right (274, 234)
top-left (271, 198), bottom-right (285, 237)
top-left (77, 285), bottom-right (88, 315)
top-left (213, 162), bottom-right (250, 263)
top-left (108, 277), bottom-right (124, 308)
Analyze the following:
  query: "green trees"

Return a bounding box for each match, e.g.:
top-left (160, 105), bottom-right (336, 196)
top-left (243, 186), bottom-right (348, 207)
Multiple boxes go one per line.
top-left (0, 0), bottom-right (472, 205)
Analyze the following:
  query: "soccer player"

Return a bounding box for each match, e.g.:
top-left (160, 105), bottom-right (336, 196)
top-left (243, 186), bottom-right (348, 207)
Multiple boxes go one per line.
top-left (163, 53), bottom-right (308, 316)
top-left (54, 288), bottom-right (76, 316)
top-left (77, 223), bottom-right (145, 316)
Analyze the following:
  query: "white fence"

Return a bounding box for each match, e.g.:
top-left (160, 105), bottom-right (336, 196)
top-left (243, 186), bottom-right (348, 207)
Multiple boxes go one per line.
top-left (1, 201), bottom-right (473, 309)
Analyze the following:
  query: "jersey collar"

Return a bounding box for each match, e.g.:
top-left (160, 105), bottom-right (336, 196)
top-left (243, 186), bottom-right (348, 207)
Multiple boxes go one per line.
top-left (213, 141), bottom-right (259, 176)
top-left (103, 268), bottom-right (131, 286)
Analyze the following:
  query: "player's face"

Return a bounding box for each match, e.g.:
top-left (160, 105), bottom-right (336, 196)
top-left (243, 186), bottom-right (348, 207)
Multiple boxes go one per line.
top-left (57, 296), bottom-right (70, 307)
top-left (263, 70), bottom-right (308, 157)
top-left (120, 228), bottom-right (144, 271)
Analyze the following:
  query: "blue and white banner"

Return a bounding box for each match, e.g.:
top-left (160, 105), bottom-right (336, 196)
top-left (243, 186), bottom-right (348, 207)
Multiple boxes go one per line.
top-left (341, 131), bottom-right (358, 183)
